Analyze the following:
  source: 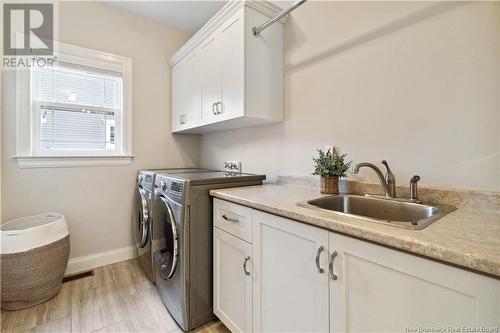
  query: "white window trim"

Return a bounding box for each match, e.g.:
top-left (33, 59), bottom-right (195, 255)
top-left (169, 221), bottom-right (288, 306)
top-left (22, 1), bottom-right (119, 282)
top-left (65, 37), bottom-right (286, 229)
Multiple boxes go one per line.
top-left (15, 40), bottom-right (133, 168)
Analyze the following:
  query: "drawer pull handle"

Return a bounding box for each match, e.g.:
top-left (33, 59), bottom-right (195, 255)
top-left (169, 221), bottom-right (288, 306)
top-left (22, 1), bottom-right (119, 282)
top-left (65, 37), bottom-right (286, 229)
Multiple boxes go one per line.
top-left (329, 251), bottom-right (338, 280)
top-left (222, 214), bottom-right (239, 223)
top-left (315, 246), bottom-right (325, 273)
top-left (243, 256), bottom-right (250, 276)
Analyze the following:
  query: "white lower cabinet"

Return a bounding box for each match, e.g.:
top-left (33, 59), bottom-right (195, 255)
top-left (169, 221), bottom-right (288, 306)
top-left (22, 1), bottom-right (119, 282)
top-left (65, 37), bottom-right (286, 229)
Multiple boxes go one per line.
top-left (214, 227), bottom-right (253, 333)
top-left (213, 199), bottom-right (500, 333)
top-left (329, 232), bottom-right (500, 333)
top-left (252, 210), bottom-right (330, 333)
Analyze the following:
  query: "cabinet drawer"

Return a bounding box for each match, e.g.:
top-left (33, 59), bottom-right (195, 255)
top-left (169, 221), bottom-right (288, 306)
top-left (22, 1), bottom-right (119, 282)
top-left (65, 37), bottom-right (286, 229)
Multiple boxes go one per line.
top-left (214, 199), bottom-right (252, 243)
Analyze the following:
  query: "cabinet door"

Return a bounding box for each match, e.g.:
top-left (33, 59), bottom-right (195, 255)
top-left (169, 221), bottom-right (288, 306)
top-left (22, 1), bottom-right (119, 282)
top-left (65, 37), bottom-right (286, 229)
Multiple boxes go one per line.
top-left (219, 10), bottom-right (245, 121)
top-left (184, 50), bottom-right (202, 128)
top-left (171, 60), bottom-right (186, 132)
top-left (253, 210), bottom-right (329, 333)
top-left (200, 35), bottom-right (221, 125)
top-left (329, 232), bottom-right (500, 332)
top-left (214, 228), bottom-right (252, 333)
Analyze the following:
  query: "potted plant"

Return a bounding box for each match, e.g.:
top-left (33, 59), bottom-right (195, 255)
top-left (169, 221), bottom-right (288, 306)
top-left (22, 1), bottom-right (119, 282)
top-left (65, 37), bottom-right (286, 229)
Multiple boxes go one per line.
top-left (312, 148), bottom-right (352, 194)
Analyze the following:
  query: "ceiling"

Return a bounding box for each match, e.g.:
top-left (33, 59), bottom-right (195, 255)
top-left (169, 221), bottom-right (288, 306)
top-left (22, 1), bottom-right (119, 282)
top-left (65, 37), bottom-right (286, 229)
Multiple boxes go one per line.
top-left (105, 1), bottom-right (228, 33)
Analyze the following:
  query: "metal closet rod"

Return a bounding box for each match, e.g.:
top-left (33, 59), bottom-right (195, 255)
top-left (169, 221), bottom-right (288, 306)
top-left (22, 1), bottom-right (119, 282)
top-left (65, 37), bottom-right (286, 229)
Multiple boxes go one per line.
top-left (252, 0), bottom-right (307, 36)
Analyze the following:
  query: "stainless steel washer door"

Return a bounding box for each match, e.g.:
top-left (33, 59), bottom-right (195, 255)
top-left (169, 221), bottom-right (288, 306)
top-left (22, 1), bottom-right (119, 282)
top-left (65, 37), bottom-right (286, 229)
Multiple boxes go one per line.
top-left (154, 196), bottom-right (179, 280)
top-left (134, 186), bottom-right (150, 248)
top-left (152, 194), bottom-right (188, 330)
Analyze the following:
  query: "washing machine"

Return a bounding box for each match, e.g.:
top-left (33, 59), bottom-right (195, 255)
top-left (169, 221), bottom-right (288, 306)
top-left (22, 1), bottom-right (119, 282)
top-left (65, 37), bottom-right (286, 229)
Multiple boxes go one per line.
top-left (151, 171), bottom-right (265, 330)
top-left (134, 168), bottom-right (215, 283)
top-left (134, 170), bottom-right (156, 282)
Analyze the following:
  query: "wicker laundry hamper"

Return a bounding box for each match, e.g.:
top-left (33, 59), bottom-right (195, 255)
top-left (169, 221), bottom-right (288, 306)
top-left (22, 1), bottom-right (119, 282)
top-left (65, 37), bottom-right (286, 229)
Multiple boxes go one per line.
top-left (1, 213), bottom-right (70, 310)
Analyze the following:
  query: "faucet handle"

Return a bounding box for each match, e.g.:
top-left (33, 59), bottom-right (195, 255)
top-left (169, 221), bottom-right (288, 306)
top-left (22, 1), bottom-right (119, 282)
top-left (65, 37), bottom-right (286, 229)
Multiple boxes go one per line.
top-left (380, 160), bottom-right (394, 178)
top-left (381, 160), bottom-right (396, 197)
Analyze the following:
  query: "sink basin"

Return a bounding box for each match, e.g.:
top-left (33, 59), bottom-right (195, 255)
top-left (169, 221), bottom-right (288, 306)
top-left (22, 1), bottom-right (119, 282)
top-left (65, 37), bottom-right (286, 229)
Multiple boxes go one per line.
top-left (298, 195), bottom-right (456, 230)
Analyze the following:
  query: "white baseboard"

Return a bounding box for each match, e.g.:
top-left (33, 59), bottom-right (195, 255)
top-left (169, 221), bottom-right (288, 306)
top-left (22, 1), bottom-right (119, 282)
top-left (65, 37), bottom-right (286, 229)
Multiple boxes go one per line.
top-left (65, 245), bottom-right (137, 275)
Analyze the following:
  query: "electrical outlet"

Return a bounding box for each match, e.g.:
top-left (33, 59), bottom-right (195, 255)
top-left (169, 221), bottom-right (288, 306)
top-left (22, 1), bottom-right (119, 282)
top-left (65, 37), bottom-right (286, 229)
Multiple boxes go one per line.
top-left (325, 145), bottom-right (335, 154)
top-left (223, 161), bottom-right (241, 172)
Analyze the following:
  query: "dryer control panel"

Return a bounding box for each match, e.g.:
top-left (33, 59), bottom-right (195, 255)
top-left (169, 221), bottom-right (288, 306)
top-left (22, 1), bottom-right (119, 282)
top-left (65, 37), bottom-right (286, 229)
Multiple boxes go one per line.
top-left (137, 170), bottom-right (155, 192)
top-left (155, 175), bottom-right (186, 206)
top-left (169, 181), bottom-right (184, 200)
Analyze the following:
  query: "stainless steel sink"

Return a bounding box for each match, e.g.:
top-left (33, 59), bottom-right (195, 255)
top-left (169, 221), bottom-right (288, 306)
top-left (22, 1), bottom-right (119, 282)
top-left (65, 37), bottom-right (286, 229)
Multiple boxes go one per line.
top-left (298, 195), bottom-right (456, 230)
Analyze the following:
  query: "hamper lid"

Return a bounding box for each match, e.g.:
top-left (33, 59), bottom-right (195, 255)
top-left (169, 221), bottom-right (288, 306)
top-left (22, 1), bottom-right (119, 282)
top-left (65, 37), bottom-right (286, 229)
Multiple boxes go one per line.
top-left (1, 213), bottom-right (62, 231)
top-left (1, 213), bottom-right (69, 254)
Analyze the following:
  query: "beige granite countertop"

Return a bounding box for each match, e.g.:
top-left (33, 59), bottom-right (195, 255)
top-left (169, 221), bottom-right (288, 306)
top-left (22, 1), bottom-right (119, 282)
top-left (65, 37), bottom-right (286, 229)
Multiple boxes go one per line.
top-left (210, 184), bottom-right (500, 278)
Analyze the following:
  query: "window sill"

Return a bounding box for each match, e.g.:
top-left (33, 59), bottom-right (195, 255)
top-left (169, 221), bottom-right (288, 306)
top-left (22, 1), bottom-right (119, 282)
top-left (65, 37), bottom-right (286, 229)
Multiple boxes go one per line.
top-left (14, 155), bottom-right (134, 168)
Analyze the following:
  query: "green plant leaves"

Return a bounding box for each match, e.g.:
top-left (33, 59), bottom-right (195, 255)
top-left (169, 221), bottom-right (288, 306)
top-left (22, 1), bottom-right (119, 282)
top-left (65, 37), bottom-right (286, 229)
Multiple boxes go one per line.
top-left (312, 149), bottom-right (352, 178)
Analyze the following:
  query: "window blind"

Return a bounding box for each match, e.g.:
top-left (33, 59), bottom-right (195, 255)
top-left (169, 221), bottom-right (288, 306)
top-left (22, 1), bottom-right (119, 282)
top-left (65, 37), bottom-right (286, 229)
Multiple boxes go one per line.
top-left (39, 107), bottom-right (115, 150)
top-left (33, 64), bottom-right (122, 153)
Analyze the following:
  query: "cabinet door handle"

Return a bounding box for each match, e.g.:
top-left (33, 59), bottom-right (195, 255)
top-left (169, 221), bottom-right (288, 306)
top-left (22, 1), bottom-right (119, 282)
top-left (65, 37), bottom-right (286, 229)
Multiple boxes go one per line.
top-left (222, 214), bottom-right (239, 223)
top-left (243, 256), bottom-right (250, 276)
top-left (315, 246), bottom-right (325, 273)
top-left (329, 251), bottom-right (338, 280)
top-left (212, 102), bottom-right (217, 115)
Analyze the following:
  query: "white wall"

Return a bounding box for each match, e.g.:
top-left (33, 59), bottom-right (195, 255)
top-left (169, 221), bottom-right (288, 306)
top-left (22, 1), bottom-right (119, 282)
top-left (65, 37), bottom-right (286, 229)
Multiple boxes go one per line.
top-left (1, 2), bottom-right (199, 258)
top-left (201, 1), bottom-right (500, 192)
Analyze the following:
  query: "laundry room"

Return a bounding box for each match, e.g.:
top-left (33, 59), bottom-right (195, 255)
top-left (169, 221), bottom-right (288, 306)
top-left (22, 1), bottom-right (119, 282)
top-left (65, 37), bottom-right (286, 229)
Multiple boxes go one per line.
top-left (1, 1), bottom-right (499, 332)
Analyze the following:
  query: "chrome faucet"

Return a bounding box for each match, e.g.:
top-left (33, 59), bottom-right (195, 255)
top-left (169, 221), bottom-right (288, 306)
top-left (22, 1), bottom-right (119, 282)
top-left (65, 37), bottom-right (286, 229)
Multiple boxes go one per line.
top-left (352, 160), bottom-right (396, 198)
top-left (352, 160), bottom-right (422, 203)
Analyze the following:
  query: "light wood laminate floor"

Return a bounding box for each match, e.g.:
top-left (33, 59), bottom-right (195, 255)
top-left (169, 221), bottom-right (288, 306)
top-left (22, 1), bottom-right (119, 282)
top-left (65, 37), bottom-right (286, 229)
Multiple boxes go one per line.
top-left (1, 260), bottom-right (230, 333)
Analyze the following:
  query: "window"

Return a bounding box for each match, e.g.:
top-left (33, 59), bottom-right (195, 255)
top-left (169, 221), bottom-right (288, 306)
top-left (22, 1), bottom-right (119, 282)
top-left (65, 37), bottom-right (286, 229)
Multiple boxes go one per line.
top-left (33, 65), bottom-right (122, 153)
top-left (15, 42), bottom-right (133, 168)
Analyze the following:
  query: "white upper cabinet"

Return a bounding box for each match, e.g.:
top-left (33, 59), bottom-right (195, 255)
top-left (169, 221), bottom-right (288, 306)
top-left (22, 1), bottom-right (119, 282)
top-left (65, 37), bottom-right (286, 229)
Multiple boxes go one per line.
top-left (200, 35), bottom-right (221, 126)
top-left (171, 60), bottom-right (187, 133)
top-left (172, 53), bottom-right (201, 132)
top-left (185, 50), bottom-right (202, 128)
top-left (170, 1), bottom-right (284, 134)
top-left (218, 11), bottom-right (245, 122)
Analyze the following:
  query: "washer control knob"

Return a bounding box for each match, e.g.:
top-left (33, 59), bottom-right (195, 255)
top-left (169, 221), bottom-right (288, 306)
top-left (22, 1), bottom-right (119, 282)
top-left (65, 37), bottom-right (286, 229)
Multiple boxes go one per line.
top-left (160, 180), bottom-right (167, 191)
top-left (137, 174), bottom-right (143, 183)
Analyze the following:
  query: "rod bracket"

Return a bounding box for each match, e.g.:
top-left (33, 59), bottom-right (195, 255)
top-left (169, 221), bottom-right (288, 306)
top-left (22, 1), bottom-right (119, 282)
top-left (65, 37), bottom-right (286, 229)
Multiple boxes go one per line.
top-left (251, 0), bottom-right (306, 37)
